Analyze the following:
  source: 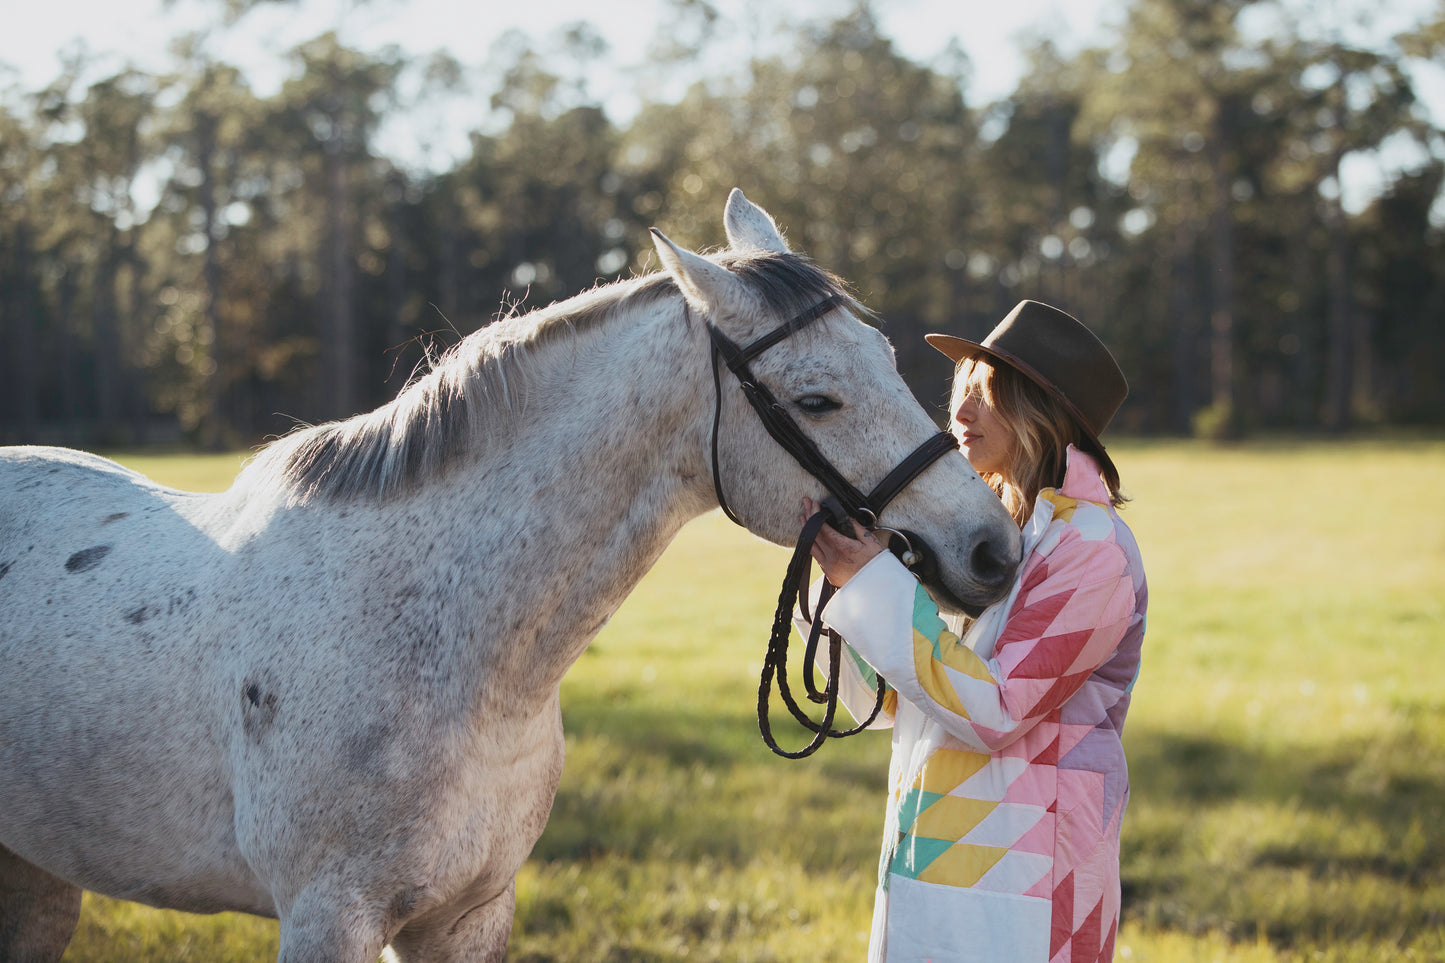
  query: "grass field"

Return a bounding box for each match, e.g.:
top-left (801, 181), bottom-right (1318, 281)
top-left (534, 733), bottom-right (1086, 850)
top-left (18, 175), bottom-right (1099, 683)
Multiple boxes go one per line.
top-left (50, 438), bottom-right (1445, 961)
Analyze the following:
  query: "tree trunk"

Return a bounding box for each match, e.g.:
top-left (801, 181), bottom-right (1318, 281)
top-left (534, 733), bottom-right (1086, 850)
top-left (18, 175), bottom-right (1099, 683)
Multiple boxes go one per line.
top-left (91, 230), bottom-right (122, 444)
top-left (11, 220), bottom-right (40, 442)
top-left (58, 275), bottom-right (80, 444)
top-left (1170, 215), bottom-right (1199, 435)
top-left (1322, 163), bottom-right (1354, 431)
top-left (324, 133), bottom-right (357, 420)
top-left (1205, 131), bottom-right (1237, 430)
top-left (198, 113), bottom-right (227, 449)
top-left (1285, 211), bottom-right (1318, 430)
top-left (386, 179), bottom-right (412, 395)
top-left (125, 242), bottom-right (150, 443)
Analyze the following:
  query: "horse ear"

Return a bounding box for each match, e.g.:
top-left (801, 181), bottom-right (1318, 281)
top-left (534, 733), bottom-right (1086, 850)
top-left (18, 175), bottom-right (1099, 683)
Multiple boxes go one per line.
top-left (650, 227), bottom-right (751, 316)
top-left (724, 188), bottom-right (789, 254)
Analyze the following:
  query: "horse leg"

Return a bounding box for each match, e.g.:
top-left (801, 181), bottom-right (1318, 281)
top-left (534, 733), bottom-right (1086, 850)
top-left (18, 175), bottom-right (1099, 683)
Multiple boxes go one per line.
top-left (0, 845), bottom-right (82, 963)
top-left (387, 882), bottom-right (515, 963)
top-left (275, 885), bottom-right (389, 963)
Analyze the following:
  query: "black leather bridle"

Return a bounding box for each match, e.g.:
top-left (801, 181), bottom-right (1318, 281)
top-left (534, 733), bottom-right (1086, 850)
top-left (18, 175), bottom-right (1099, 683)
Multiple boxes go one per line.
top-left (703, 292), bottom-right (960, 758)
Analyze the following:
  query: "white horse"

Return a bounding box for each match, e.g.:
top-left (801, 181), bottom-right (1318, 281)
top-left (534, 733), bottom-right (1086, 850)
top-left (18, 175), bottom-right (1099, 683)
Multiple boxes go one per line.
top-left (0, 190), bottom-right (1019, 962)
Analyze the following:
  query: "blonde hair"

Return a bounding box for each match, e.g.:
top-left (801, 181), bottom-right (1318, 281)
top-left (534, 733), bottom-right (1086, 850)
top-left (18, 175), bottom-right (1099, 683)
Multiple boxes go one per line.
top-left (951, 357), bottom-right (1127, 526)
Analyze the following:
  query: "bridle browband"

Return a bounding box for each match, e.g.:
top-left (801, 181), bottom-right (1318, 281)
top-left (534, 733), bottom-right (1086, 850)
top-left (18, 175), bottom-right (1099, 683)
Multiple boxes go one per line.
top-left (702, 292), bottom-right (960, 758)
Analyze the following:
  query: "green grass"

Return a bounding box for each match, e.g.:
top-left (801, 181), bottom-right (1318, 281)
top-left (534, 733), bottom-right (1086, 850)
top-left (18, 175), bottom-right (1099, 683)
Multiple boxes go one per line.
top-left (99, 449), bottom-right (255, 494)
top-left (53, 438), bottom-right (1445, 961)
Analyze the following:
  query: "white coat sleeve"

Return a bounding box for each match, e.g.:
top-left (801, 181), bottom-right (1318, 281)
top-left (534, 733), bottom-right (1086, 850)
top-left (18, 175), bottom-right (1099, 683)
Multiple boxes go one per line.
top-left (791, 576), bottom-right (898, 730)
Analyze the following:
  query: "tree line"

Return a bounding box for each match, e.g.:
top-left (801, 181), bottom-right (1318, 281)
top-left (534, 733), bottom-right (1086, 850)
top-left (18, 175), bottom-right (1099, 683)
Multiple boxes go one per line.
top-left (2, 0), bottom-right (1443, 449)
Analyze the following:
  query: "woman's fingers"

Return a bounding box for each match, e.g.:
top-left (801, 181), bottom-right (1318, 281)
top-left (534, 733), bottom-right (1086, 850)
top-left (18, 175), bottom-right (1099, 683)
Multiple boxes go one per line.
top-left (796, 495), bottom-right (888, 586)
top-left (814, 520), bottom-right (853, 552)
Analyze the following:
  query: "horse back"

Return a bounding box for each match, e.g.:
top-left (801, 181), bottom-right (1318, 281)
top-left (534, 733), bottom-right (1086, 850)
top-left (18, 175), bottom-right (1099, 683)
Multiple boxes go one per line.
top-left (0, 447), bottom-right (220, 632)
top-left (0, 447), bottom-right (267, 909)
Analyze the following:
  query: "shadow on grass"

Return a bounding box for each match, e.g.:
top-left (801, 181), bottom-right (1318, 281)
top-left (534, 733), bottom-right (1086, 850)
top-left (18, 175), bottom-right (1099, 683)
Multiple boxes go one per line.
top-left (1127, 725), bottom-right (1444, 823)
top-left (542, 694), bottom-right (889, 872)
top-left (550, 689), bottom-right (1445, 952)
top-left (560, 695), bottom-right (888, 787)
top-left (1122, 726), bottom-right (1445, 948)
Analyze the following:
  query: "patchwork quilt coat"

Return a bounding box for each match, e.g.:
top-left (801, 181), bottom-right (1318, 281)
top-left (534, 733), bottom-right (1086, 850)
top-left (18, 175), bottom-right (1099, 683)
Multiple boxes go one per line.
top-left (816, 447), bottom-right (1147, 963)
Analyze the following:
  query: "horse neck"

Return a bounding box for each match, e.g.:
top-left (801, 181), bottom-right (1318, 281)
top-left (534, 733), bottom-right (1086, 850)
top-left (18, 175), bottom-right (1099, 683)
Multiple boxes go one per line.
top-left (409, 297), bottom-right (718, 702)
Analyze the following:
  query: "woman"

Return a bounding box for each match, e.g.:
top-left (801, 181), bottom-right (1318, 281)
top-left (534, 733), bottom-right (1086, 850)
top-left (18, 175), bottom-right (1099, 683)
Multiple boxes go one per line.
top-left (802, 300), bottom-right (1147, 963)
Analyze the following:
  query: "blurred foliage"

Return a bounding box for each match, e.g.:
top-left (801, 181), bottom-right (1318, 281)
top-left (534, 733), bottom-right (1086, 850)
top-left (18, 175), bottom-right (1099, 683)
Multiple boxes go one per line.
top-left (2, 0), bottom-right (1444, 448)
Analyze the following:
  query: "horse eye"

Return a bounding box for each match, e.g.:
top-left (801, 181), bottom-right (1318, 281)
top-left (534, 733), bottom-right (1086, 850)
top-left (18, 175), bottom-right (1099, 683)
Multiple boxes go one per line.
top-left (794, 394), bottom-right (842, 415)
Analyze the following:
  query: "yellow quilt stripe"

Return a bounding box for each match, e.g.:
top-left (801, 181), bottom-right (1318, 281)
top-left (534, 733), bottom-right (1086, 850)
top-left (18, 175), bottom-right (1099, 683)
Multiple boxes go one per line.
top-left (915, 842), bottom-right (1010, 888)
top-left (912, 747), bottom-right (991, 794)
top-left (1039, 488), bottom-right (1077, 522)
top-left (912, 593), bottom-right (996, 684)
top-left (912, 627), bottom-right (975, 718)
top-left (911, 794), bottom-right (998, 842)
top-left (881, 689), bottom-right (898, 717)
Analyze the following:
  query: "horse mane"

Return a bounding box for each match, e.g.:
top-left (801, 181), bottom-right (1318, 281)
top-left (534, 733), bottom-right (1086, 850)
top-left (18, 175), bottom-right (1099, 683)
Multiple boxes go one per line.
top-left (242, 250), bottom-right (858, 504)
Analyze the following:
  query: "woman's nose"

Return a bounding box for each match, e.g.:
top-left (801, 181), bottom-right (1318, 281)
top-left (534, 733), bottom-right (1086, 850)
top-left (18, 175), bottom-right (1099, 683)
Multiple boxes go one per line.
top-left (953, 399), bottom-right (975, 424)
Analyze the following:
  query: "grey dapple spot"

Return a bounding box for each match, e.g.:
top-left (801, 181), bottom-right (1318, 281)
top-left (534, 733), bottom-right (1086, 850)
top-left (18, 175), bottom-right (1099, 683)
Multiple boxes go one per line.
top-left (63, 546), bottom-right (110, 574)
top-left (343, 722), bottom-right (392, 774)
top-left (0, 190), bottom-right (1020, 963)
top-left (241, 681), bottom-right (279, 742)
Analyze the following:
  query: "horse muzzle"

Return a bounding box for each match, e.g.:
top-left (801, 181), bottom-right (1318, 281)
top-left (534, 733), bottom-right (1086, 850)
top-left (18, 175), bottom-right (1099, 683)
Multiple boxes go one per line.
top-left (873, 523), bottom-right (1017, 618)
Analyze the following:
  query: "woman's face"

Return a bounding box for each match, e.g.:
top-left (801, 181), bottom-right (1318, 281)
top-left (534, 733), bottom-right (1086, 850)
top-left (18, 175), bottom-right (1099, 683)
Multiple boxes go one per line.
top-left (952, 367), bottom-right (1017, 477)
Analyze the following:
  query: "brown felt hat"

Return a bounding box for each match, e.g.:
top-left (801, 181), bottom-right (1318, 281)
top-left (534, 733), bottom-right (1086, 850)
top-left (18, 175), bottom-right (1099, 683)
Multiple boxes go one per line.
top-left (925, 300), bottom-right (1127, 478)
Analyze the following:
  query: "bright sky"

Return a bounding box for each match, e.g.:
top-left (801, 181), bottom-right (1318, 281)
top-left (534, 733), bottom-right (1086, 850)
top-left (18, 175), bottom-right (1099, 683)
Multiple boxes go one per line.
top-left (2, 0), bottom-right (1440, 211)
top-left (0, 0), bottom-right (1118, 113)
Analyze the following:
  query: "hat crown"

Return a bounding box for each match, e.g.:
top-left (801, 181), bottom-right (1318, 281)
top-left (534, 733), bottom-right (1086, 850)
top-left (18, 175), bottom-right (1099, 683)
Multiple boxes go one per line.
top-left (925, 300), bottom-right (1127, 439)
top-left (983, 301), bottom-right (1126, 436)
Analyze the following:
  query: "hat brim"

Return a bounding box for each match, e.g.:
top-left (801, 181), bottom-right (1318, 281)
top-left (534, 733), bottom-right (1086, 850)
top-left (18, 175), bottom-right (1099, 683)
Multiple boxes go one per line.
top-left (924, 333), bottom-right (1120, 484)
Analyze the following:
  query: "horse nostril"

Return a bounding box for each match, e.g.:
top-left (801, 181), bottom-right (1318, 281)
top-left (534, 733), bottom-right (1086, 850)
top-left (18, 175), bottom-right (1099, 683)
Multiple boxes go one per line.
top-left (971, 536), bottom-right (1018, 590)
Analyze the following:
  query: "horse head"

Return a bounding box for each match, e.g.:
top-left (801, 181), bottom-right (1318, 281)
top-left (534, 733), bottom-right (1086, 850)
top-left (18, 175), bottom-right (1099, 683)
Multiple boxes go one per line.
top-left (651, 189), bottom-right (1020, 616)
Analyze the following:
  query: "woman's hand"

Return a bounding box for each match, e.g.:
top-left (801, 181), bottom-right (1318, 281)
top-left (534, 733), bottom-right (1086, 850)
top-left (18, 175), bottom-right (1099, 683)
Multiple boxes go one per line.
top-left (801, 497), bottom-right (886, 586)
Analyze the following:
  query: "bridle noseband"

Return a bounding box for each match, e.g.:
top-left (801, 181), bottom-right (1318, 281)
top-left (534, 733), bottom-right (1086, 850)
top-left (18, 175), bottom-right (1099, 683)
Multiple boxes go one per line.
top-left (703, 293), bottom-right (960, 758)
